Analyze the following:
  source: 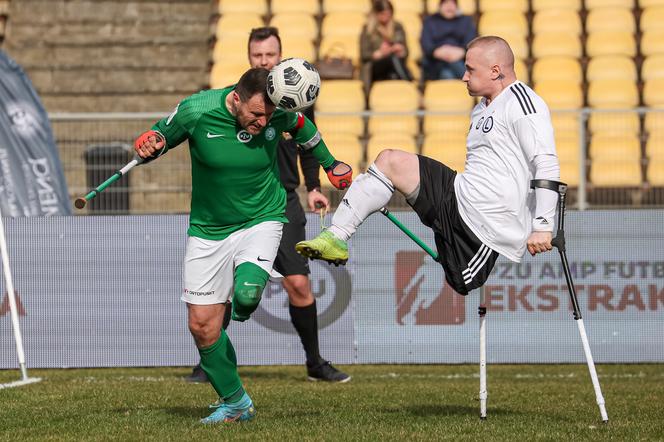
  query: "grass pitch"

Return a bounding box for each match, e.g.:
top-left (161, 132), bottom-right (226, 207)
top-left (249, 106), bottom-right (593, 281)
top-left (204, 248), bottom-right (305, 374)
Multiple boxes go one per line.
top-left (1, 364), bottom-right (662, 441)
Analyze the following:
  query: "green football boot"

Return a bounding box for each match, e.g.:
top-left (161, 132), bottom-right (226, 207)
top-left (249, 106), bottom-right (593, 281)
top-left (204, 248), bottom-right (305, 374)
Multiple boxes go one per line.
top-left (295, 230), bottom-right (349, 266)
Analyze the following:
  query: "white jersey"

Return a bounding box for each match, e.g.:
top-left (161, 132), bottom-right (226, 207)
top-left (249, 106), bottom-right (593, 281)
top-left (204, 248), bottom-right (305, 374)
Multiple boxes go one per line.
top-left (454, 81), bottom-right (557, 262)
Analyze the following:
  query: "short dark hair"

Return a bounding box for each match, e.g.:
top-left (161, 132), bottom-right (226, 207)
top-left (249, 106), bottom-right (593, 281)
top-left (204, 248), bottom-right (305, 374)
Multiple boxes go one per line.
top-left (234, 67), bottom-right (271, 104)
top-left (248, 26), bottom-right (282, 54)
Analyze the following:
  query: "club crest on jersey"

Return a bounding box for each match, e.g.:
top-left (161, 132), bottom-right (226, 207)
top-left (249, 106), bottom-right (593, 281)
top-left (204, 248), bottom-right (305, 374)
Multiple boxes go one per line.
top-left (475, 117), bottom-right (485, 130)
top-left (237, 130), bottom-right (252, 143)
top-left (265, 127), bottom-right (276, 141)
top-left (482, 116), bottom-right (494, 133)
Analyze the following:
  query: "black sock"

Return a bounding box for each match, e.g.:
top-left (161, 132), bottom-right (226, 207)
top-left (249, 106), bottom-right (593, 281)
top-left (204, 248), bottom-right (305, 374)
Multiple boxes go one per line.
top-left (289, 300), bottom-right (322, 366)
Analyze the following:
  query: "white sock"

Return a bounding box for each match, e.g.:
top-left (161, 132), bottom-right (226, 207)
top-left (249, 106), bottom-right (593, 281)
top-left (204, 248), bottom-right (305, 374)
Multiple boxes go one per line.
top-left (328, 163), bottom-right (394, 241)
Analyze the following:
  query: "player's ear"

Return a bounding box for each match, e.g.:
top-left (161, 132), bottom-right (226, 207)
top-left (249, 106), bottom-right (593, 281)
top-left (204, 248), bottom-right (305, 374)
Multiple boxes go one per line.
top-left (491, 65), bottom-right (504, 81)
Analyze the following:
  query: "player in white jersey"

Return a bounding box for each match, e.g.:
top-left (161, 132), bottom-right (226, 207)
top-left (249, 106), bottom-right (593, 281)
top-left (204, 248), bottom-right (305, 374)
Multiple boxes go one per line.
top-left (296, 36), bottom-right (560, 295)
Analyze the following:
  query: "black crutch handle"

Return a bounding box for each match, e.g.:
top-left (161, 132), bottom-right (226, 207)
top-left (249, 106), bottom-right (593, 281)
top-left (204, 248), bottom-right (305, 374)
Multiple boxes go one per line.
top-left (530, 179), bottom-right (567, 195)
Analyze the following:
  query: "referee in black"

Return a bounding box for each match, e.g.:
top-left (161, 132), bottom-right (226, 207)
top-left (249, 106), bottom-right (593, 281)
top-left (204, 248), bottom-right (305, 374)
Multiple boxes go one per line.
top-left (186, 26), bottom-right (350, 383)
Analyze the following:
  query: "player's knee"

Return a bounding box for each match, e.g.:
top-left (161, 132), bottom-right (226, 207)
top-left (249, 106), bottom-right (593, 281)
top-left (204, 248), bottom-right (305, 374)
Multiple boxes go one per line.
top-left (232, 262), bottom-right (269, 321)
top-left (374, 149), bottom-right (408, 175)
top-left (188, 320), bottom-right (220, 348)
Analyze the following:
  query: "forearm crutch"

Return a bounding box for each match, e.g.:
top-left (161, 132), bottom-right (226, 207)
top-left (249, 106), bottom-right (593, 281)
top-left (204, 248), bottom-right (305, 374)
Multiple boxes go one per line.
top-left (531, 179), bottom-right (609, 423)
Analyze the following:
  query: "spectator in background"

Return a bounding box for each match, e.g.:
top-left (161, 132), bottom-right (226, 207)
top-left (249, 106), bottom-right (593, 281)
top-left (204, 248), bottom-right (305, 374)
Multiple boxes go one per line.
top-left (360, 0), bottom-right (412, 94)
top-left (421, 0), bottom-right (477, 80)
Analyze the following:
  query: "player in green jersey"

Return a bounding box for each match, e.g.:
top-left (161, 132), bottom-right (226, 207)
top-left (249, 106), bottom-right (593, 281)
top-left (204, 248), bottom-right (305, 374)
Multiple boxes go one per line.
top-left (133, 68), bottom-right (352, 425)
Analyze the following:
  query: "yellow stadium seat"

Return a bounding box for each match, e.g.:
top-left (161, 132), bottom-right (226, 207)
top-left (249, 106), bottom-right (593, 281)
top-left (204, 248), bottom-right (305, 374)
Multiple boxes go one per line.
top-left (270, 13), bottom-right (318, 41)
top-left (368, 116), bottom-right (420, 137)
top-left (642, 56), bottom-right (664, 81)
top-left (532, 0), bottom-right (581, 10)
top-left (423, 80), bottom-right (475, 111)
top-left (366, 134), bottom-right (418, 161)
top-left (588, 112), bottom-right (641, 135)
top-left (369, 80), bottom-right (420, 110)
top-left (646, 161), bottom-right (664, 185)
top-left (587, 79), bottom-right (639, 108)
top-left (589, 134), bottom-right (641, 161)
top-left (531, 33), bottom-right (582, 58)
top-left (321, 134), bottom-right (365, 170)
top-left (421, 134), bottom-right (467, 172)
top-left (532, 10), bottom-right (582, 35)
top-left (514, 58), bottom-right (529, 83)
top-left (280, 37), bottom-right (316, 61)
top-left (501, 33), bottom-right (529, 60)
top-left (271, 0), bottom-right (319, 15)
top-left (585, 32), bottom-right (636, 58)
top-left (585, 0), bottom-right (635, 9)
top-left (320, 12), bottom-right (366, 38)
top-left (641, 31), bottom-right (664, 57)
top-left (590, 160), bottom-right (642, 186)
top-left (479, 0), bottom-right (528, 12)
top-left (216, 13), bottom-right (264, 40)
top-left (316, 115), bottom-right (365, 138)
top-left (556, 138), bottom-right (581, 163)
top-left (532, 57), bottom-right (583, 84)
top-left (644, 79), bottom-right (664, 107)
top-left (423, 115), bottom-right (471, 137)
top-left (428, 0), bottom-right (477, 15)
top-left (586, 56), bottom-right (637, 81)
top-left (551, 112), bottom-right (582, 134)
top-left (391, 0), bottom-right (426, 14)
top-left (559, 161), bottom-right (581, 186)
top-left (534, 80), bottom-right (583, 109)
top-left (218, 0), bottom-right (268, 15)
top-left (407, 58), bottom-right (421, 82)
top-left (315, 80), bottom-right (365, 112)
top-left (646, 135), bottom-right (664, 159)
top-left (212, 38), bottom-right (248, 63)
top-left (406, 34), bottom-right (422, 63)
top-left (210, 62), bottom-right (247, 89)
top-left (396, 12), bottom-right (423, 45)
top-left (586, 8), bottom-right (636, 34)
top-left (322, 0), bottom-right (371, 14)
top-left (319, 35), bottom-right (361, 65)
top-left (645, 111), bottom-right (664, 135)
top-left (641, 0), bottom-right (664, 6)
top-left (479, 11), bottom-right (528, 37)
top-left (640, 7), bottom-right (664, 33)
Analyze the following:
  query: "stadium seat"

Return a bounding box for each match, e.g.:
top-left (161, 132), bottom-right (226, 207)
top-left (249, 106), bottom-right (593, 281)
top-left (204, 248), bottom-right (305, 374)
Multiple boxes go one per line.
top-left (396, 12), bottom-right (423, 46)
top-left (589, 134), bottom-right (641, 161)
top-left (280, 37), bottom-right (317, 61)
top-left (645, 111), bottom-right (664, 135)
top-left (585, 32), bottom-right (636, 58)
top-left (479, 0), bottom-right (528, 12)
top-left (368, 81), bottom-right (420, 137)
top-left (587, 79), bottom-right (639, 108)
top-left (531, 33), bottom-right (582, 58)
top-left (640, 0), bottom-right (664, 6)
top-left (556, 137), bottom-right (581, 163)
top-left (319, 36), bottom-right (361, 65)
top-left (559, 161), bottom-right (581, 187)
top-left (642, 55), bottom-right (664, 81)
top-left (405, 33), bottom-right (422, 65)
top-left (212, 38), bottom-right (249, 63)
top-left (271, 0), bottom-right (319, 15)
top-left (586, 8), bottom-right (636, 34)
top-left (270, 13), bottom-right (318, 41)
top-left (210, 62), bottom-right (247, 89)
top-left (532, 0), bottom-right (581, 10)
top-left (421, 134), bottom-right (467, 172)
top-left (315, 80), bottom-right (365, 112)
top-left (218, 0), bottom-right (268, 16)
top-left (588, 112), bottom-right (641, 135)
top-left (532, 10), bottom-right (583, 35)
top-left (646, 161), bottom-right (664, 186)
top-left (479, 11), bottom-right (528, 37)
top-left (585, 0), bottom-right (635, 9)
top-left (423, 80), bottom-right (475, 111)
top-left (366, 134), bottom-right (418, 161)
top-left (316, 115), bottom-right (365, 138)
top-left (586, 56), bottom-right (637, 81)
top-left (391, 0), bottom-right (426, 15)
top-left (532, 57), bottom-right (583, 84)
top-left (640, 7), bottom-right (664, 33)
top-left (320, 134), bottom-right (365, 171)
top-left (514, 58), bottom-right (529, 83)
top-left (534, 80), bottom-right (583, 109)
top-left (215, 13), bottom-right (264, 40)
top-left (551, 112), bottom-right (582, 134)
top-left (501, 33), bottom-right (529, 60)
top-left (590, 160), bottom-right (642, 186)
top-left (641, 31), bottom-right (664, 57)
top-left (321, 0), bottom-right (371, 14)
top-left (428, 0), bottom-right (477, 15)
top-left (643, 79), bottom-right (664, 107)
top-left (320, 12), bottom-right (366, 38)
top-left (423, 114), bottom-right (471, 137)
top-left (646, 135), bottom-right (664, 159)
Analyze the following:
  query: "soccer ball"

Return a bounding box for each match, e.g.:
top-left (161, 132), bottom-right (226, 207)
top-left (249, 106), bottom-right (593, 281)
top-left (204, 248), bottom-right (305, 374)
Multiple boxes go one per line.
top-left (267, 58), bottom-right (321, 112)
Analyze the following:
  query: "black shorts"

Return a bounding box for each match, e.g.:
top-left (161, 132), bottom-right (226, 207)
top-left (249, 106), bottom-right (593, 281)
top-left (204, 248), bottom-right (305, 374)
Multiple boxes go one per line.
top-left (273, 190), bottom-right (310, 276)
top-left (409, 155), bottom-right (499, 296)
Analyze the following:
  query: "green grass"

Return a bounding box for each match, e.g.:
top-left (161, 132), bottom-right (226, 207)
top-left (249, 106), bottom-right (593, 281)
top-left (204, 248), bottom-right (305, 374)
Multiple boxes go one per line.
top-left (1, 364), bottom-right (663, 441)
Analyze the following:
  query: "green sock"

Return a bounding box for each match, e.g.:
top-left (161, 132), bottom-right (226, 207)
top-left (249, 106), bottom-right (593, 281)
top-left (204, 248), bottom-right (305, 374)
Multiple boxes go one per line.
top-left (198, 330), bottom-right (245, 403)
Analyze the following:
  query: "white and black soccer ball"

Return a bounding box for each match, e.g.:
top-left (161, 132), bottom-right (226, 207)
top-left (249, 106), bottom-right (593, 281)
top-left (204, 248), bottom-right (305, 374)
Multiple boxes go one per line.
top-left (267, 58), bottom-right (321, 112)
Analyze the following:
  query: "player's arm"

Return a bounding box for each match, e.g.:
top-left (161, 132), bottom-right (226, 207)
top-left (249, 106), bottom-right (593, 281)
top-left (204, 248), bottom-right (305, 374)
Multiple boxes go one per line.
top-left (134, 101), bottom-right (192, 161)
top-left (288, 112), bottom-right (353, 190)
top-left (514, 114), bottom-right (560, 255)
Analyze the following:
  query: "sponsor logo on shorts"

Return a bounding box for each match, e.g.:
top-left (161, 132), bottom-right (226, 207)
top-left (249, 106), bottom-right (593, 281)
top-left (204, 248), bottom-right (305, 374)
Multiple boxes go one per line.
top-left (237, 130), bottom-right (252, 143)
top-left (184, 288), bottom-right (215, 296)
top-left (265, 127), bottom-right (276, 141)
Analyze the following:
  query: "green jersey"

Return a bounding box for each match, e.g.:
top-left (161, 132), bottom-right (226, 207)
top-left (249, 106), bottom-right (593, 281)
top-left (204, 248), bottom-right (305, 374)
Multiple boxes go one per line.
top-left (152, 87), bottom-right (335, 240)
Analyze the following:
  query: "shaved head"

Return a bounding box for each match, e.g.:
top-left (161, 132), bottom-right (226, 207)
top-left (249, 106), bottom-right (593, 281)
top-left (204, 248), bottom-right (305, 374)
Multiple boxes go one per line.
top-left (462, 36), bottom-right (517, 103)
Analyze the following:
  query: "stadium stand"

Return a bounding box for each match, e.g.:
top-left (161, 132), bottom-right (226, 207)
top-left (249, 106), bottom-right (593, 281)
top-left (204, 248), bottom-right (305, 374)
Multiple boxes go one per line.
top-left (531, 0), bottom-right (581, 11)
top-left (321, 0), bottom-right (370, 14)
top-left (315, 80), bottom-right (366, 139)
top-left (421, 134), bottom-right (467, 172)
top-left (271, 0), bottom-right (319, 15)
top-left (217, 0), bottom-right (268, 16)
top-left (367, 80), bottom-right (420, 138)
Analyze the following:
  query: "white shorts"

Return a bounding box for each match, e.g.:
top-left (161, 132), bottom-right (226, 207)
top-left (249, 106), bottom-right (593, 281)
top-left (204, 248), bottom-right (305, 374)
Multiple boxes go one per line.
top-left (182, 221), bottom-right (283, 305)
